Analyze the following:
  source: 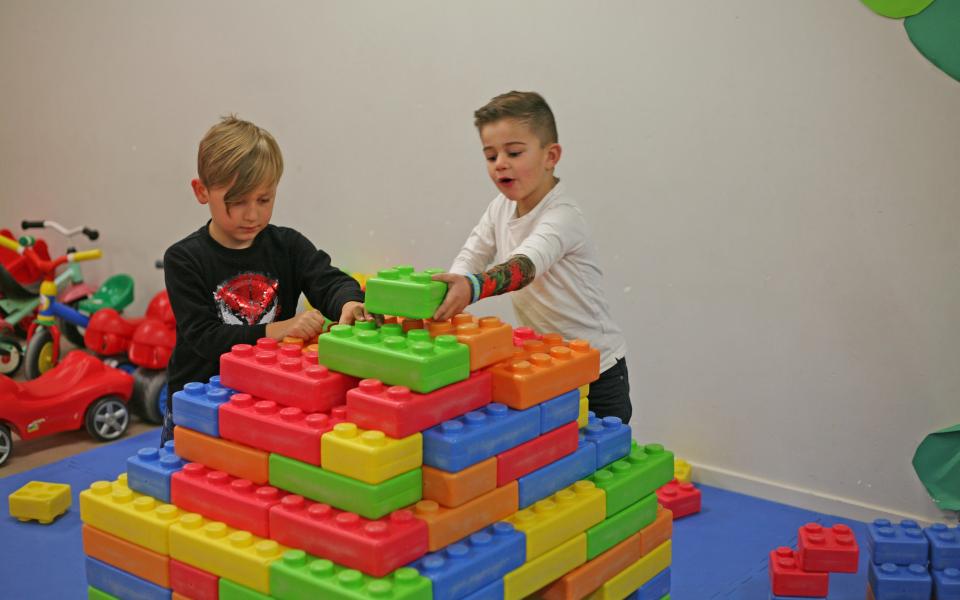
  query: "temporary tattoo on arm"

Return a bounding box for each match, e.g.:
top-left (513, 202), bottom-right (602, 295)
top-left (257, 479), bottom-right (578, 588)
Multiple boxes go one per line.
top-left (473, 255), bottom-right (536, 301)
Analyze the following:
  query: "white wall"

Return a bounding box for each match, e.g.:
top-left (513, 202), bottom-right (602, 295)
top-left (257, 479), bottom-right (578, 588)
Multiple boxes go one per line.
top-left (1, 1), bottom-right (957, 522)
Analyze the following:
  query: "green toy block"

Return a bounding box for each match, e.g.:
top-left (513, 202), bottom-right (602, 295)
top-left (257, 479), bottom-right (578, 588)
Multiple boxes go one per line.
top-left (87, 587), bottom-right (119, 600)
top-left (219, 577), bottom-right (273, 600)
top-left (269, 454), bottom-right (422, 519)
top-left (585, 492), bottom-right (658, 559)
top-left (591, 443), bottom-right (674, 516)
top-left (364, 265), bottom-right (448, 319)
top-left (271, 550), bottom-right (431, 600)
top-left (316, 322), bottom-right (469, 393)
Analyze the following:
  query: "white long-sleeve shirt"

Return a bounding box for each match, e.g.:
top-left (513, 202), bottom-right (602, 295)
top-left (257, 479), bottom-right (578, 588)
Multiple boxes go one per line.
top-left (450, 182), bottom-right (627, 371)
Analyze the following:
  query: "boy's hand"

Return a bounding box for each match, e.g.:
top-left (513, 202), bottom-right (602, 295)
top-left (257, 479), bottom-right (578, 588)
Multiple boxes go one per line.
top-left (432, 273), bottom-right (472, 321)
top-left (267, 309), bottom-right (326, 341)
top-left (339, 301), bottom-right (375, 325)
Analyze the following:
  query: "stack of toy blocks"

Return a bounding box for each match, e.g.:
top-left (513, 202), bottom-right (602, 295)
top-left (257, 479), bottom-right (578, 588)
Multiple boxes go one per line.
top-left (768, 522), bottom-right (859, 599)
top-left (865, 518), bottom-right (960, 600)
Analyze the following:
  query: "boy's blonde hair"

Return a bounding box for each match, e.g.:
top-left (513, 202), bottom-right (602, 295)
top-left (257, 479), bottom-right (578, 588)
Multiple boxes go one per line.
top-left (474, 91), bottom-right (558, 146)
top-left (197, 115), bottom-right (284, 205)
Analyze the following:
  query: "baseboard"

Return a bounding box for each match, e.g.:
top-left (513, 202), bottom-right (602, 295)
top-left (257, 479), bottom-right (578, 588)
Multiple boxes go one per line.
top-left (689, 460), bottom-right (954, 526)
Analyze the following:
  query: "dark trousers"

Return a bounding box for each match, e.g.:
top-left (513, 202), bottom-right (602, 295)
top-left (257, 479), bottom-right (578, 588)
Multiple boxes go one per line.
top-left (159, 390), bottom-right (174, 446)
top-left (588, 357), bottom-right (632, 424)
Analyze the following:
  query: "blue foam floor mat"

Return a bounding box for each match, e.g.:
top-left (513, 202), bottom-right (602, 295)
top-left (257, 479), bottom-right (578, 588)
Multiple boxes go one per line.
top-left (1, 428), bottom-right (870, 599)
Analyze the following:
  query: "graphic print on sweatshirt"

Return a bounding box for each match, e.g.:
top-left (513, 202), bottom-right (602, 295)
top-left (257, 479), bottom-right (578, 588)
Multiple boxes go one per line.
top-left (214, 272), bottom-right (280, 325)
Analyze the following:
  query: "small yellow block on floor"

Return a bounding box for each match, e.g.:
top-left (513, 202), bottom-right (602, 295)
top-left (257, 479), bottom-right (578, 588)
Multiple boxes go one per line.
top-left (504, 532), bottom-right (587, 600)
top-left (169, 512), bottom-right (287, 594)
top-left (321, 423), bottom-right (422, 484)
top-left (9, 481), bottom-right (72, 524)
top-left (507, 480), bottom-right (605, 560)
top-left (79, 474), bottom-right (181, 554)
top-left (674, 458), bottom-right (692, 484)
top-left (577, 396), bottom-right (590, 428)
top-left (587, 539), bottom-right (672, 600)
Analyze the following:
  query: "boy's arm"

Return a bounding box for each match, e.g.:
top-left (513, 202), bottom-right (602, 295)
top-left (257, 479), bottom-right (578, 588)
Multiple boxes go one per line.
top-left (291, 231), bottom-right (365, 323)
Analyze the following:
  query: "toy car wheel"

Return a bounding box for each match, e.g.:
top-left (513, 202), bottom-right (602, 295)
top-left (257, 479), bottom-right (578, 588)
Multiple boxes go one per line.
top-left (0, 336), bottom-right (23, 376)
top-left (58, 299), bottom-right (87, 348)
top-left (0, 424), bottom-right (12, 466)
top-left (133, 367), bottom-right (167, 424)
top-left (84, 396), bottom-right (130, 442)
top-left (24, 327), bottom-right (56, 380)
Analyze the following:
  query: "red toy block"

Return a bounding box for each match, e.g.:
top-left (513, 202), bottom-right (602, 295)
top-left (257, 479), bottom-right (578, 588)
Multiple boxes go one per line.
top-left (269, 495), bottom-right (428, 577)
top-left (220, 338), bottom-right (358, 412)
top-left (656, 480), bottom-right (701, 519)
top-left (496, 421), bottom-right (580, 487)
top-left (169, 558), bottom-right (219, 600)
top-left (769, 546), bottom-right (829, 597)
top-left (219, 394), bottom-right (347, 465)
top-left (345, 371), bottom-right (492, 439)
top-left (513, 326), bottom-right (542, 347)
top-left (797, 523), bottom-right (859, 573)
top-left (489, 340), bottom-right (600, 410)
top-left (171, 463), bottom-right (286, 537)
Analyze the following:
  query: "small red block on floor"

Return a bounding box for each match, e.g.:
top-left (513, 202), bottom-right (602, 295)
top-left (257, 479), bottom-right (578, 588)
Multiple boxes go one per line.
top-left (656, 479), bottom-right (701, 519)
top-left (769, 546), bottom-right (829, 597)
top-left (797, 522), bottom-right (859, 573)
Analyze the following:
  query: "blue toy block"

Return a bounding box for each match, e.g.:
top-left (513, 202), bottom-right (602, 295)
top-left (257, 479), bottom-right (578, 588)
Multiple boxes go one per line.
top-left (462, 578), bottom-right (503, 600)
top-left (636, 567), bottom-right (671, 600)
top-left (926, 523), bottom-right (960, 570)
top-left (126, 441), bottom-right (184, 503)
top-left (423, 403), bottom-right (540, 472)
top-left (172, 381), bottom-right (231, 437)
top-left (583, 413), bottom-right (632, 468)
top-left (412, 521), bottom-right (525, 600)
top-left (867, 519), bottom-right (930, 566)
top-left (517, 436), bottom-right (597, 509)
top-left (85, 556), bottom-right (171, 600)
top-left (868, 562), bottom-right (932, 600)
top-left (935, 568), bottom-right (960, 600)
top-left (539, 389), bottom-right (580, 434)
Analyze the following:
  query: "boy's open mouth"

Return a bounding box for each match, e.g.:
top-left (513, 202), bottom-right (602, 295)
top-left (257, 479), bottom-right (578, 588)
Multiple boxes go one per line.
top-left (499, 177), bottom-right (514, 184)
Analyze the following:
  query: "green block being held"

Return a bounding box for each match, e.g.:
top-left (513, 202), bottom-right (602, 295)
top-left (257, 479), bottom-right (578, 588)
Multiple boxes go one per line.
top-left (586, 492), bottom-right (659, 559)
top-left (364, 265), bottom-right (448, 319)
top-left (591, 442), bottom-right (674, 516)
top-left (270, 549), bottom-right (432, 600)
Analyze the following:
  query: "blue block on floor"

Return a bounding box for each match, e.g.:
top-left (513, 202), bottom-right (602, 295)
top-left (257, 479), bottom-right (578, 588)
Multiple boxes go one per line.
top-left (462, 578), bottom-right (503, 600)
top-left (935, 568), bottom-right (960, 600)
top-left (868, 562), bottom-right (932, 599)
top-left (583, 412), bottom-right (632, 468)
top-left (867, 519), bottom-right (929, 566)
top-left (85, 556), bottom-right (171, 600)
top-left (637, 567), bottom-right (671, 600)
top-left (172, 380), bottom-right (231, 437)
top-left (126, 440), bottom-right (184, 502)
top-left (927, 524), bottom-right (960, 571)
top-left (411, 522), bottom-right (525, 600)
top-left (423, 403), bottom-right (540, 472)
top-left (517, 436), bottom-right (597, 509)
top-left (539, 389), bottom-right (580, 434)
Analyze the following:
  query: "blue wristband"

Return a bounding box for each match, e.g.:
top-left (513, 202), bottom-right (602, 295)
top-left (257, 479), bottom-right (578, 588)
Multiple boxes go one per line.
top-left (465, 273), bottom-right (481, 304)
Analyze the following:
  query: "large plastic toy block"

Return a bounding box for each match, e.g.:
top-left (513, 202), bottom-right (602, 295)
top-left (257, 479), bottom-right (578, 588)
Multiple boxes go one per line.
top-left (578, 396), bottom-right (590, 428)
top-left (934, 568), bottom-right (960, 600)
top-left (586, 492), bottom-right (659, 559)
top-left (797, 522), bottom-right (859, 573)
top-left (583, 415), bottom-right (632, 468)
top-left (316, 322), bottom-right (469, 393)
top-left (587, 540), bottom-right (671, 600)
top-left (87, 586), bottom-right (119, 600)
top-left (173, 381), bottom-right (231, 437)
top-left (656, 481), bottom-right (701, 519)
top-left (428, 314), bottom-right (515, 371)
top-left (423, 402), bottom-right (540, 472)
top-left (927, 523), bottom-right (960, 570)
top-left (220, 578), bottom-right (273, 600)
top-left (422, 457), bottom-right (498, 508)
top-left (170, 558), bottom-right (219, 600)
top-left (513, 326), bottom-right (541, 347)
top-left (169, 513), bottom-right (288, 594)
top-left (503, 532), bottom-right (586, 600)
top-left (269, 495), bottom-right (428, 577)
top-left (321, 423), bottom-right (423, 484)
top-left (867, 519), bottom-right (929, 566)
top-left (174, 425), bottom-right (270, 484)
top-left (539, 389), bottom-right (580, 434)
top-left (220, 339), bottom-right (359, 412)
top-left (518, 437), bottom-right (597, 509)
top-left (346, 372), bottom-right (492, 439)
top-left (768, 547), bottom-right (829, 597)
top-left (79, 476), bottom-right (181, 554)
top-left (83, 524), bottom-right (170, 588)
top-left (269, 453), bottom-right (422, 520)
top-left (462, 578), bottom-right (503, 600)
top-left (220, 394), bottom-right (347, 465)
top-left (412, 481), bottom-right (519, 551)
top-left (496, 421), bottom-right (579, 486)
top-left (489, 340), bottom-right (600, 410)
top-left (269, 549), bottom-right (432, 600)
top-left (171, 463), bottom-right (286, 537)
top-left (635, 567), bottom-right (671, 600)
top-left (507, 480), bottom-right (605, 561)
top-left (127, 441), bottom-right (185, 503)
top-left (639, 506), bottom-right (674, 555)
top-left (592, 443), bottom-right (674, 517)
top-left (85, 557), bottom-right (170, 600)
top-left (364, 266), bottom-right (448, 319)
top-left (411, 522), bottom-right (526, 600)
top-left (539, 529), bottom-right (644, 600)
top-left (8, 480), bottom-right (71, 523)
top-left (867, 562), bottom-right (932, 599)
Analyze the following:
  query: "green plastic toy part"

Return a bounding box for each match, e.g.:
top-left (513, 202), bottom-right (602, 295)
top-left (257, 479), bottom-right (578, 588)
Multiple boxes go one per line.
top-left (860, 0), bottom-right (934, 18)
top-left (591, 443), bottom-right (675, 517)
top-left (270, 550), bottom-right (432, 600)
top-left (218, 578), bottom-right (273, 600)
top-left (78, 273), bottom-right (135, 314)
top-left (905, 0), bottom-right (960, 82)
top-left (585, 492), bottom-right (659, 559)
top-left (913, 423), bottom-right (960, 510)
top-left (364, 265), bottom-right (448, 319)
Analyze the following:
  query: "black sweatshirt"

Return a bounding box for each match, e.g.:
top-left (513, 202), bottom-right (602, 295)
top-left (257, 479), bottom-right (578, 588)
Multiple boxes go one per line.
top-left (163, 222), bottom-right (364, 399)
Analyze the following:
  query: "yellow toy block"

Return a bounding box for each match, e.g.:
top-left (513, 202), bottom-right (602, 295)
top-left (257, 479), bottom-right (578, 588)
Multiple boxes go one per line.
top-left (169, 513), bottom-right (287, 594)
top-left (586, 539), bottom-right (672, 600)
top-left (79, 474), bottom-right (181, 554)
top-left (674, 458), bottom-right (692, 484)
top-left (504, 532), bottom-right (587, 600)
top-left (578, 396), bottom-right (590, 428)
top-left (321, 423), bottom-right (423, 484)
top-left (507, 480), bottom-right (605, 560)
top-left (9, 481), bottom-right (71, 524)
top-left (579, 384), bottom-right (589, 399)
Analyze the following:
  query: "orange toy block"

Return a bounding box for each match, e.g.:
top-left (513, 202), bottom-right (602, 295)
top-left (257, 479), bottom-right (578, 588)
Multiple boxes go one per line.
top-left (427, 314), bottom-right (515, 371)
top-left (538, 529), bottom-right (643, 600)
top-left (82, 524), bottom-right (170, 588)
top-left (171, 593), bottom-right (191, 600)
top-left (490, 340), bottom-right (601, 410)
top-left (422, 457), bottom-right (498, 508)
top-left (412, 480), bottom-right (518, 551)
top-left (639, 506), bottom-right (674, 555)
top-left (174, 426), bottom-right (269, 485)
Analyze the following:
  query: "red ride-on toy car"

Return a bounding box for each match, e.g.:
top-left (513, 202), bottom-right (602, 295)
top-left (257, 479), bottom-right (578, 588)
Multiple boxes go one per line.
top-left (0, 350), bottom-right (133, 467)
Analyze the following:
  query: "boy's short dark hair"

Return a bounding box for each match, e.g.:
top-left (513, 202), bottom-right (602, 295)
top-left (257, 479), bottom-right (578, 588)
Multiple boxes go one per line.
top-left (474, 91), bottom-right (558, 146)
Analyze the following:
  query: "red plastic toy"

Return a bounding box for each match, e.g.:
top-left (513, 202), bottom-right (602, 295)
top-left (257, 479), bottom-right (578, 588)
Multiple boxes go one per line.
top-left (656, 480), bottom-right (702, 519)
top-left (496, 421), bottom-right (580, 486)
top-left (797, 522), bottom-right (859, 573)
top-left (169, 559), bottom-right (219, 600)
top-left (769, 546), bottom-right (830, 597)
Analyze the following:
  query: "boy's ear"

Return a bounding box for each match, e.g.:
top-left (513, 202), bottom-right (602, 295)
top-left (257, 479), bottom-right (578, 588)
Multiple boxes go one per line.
top-left (545, 143), bottom-right (562, 170)
top-left (191, 178), bottom-right (209, 205)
